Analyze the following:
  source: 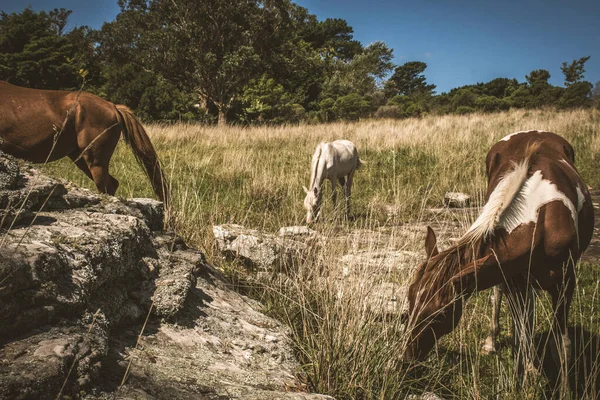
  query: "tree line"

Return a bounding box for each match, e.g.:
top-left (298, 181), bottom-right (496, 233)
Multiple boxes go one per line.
top-left (1, 2), bottom-right (599, 126)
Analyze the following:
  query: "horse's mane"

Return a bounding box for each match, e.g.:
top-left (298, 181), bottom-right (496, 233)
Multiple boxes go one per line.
top-left (463, 142), bottom-right (539, 244)
top-left (415, 239), bottom-right (485, 305)
top-left (309, 142), bottom-right (324, 189)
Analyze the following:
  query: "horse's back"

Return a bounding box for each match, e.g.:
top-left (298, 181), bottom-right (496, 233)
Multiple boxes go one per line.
top-left (0, 81), bottom-right (120, 162)
top-left (486, 130), bottom-right (593, 268)
top-left (323, 140), bottom-right (360, 176)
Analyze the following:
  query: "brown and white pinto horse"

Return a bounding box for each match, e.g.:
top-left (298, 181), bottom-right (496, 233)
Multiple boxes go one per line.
top-left (0, 81), bottom-right (169, 205)
top-left (402, 130), bottom-right (593, 387)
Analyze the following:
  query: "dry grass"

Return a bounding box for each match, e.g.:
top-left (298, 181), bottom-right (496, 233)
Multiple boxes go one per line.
top-left (42, 108), bottom-right (600, 399)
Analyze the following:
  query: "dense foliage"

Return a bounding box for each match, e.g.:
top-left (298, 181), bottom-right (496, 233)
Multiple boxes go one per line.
top-left (1, 4), bottom-right (597, 124)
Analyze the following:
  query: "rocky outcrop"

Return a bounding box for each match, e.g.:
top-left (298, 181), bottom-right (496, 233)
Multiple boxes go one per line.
top-left (0, 152), bottom-right (330, 400)
top-left (213, 224), bottom-right (319, 272)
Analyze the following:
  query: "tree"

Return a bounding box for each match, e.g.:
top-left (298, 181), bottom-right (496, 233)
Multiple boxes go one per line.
top-left (483, 77), bottom-right (518, 98)
top-left (526, 69), bottom-right (550, 95)
top-left (343, 41), bottom-right (394, 94)
top-left (386, 61), bottom-right (436, 98)
top-left (100, 0), bottom-right (280, 126)
top-left (508, 85), bottom-right (534, 108)
top-left (475, 95), bottom-right (509, 112)
top-left (451, 88), bottom-right (477, 110)
top-left (0, 7), bottom-right (82, 89)
top-left (241, 74), bottom-right (304, 124)
top-left (561, 56), bottom-right (591, 87)
top-left (592, 81), bottom-right (600, 108)
top-left (557, 81), bottom-right (592, 108)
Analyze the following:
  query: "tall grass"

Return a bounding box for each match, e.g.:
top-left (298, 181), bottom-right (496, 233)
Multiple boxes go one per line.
top-left (43, 108), bottom-right (600, 398)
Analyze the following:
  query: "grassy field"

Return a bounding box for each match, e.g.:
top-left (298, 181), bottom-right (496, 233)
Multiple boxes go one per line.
top-left (43, 109), bottom-right (600, 399)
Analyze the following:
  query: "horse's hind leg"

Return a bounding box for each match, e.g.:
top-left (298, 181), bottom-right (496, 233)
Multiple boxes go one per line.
top-left (482, 285), bottom-right (503, 354)
top-left (87, 159), bottom-right (119, 195)
top-left (79, 126), bottom-right (120, 195)
top-left (505, 279), bottom-right (538, 387)
top-left (69, 152), bottom-right (93, 181)
top-left (70, 151), bottom-right (118, 193)
top-left (549, 263), bottom-right (576, 397)
top-left (344, 171), bottom-right (354, 220)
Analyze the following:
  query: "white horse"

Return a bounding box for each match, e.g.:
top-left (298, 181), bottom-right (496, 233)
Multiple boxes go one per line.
top-left (303, 140), bottom-right (362, 224)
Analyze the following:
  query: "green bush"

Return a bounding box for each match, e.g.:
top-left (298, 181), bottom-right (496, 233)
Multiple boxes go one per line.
top-left (455, 105), bottom-right (476, 115)
top-left (374, 105), bottom-right (400, 119)
top-left (451, 88), bottom-right (477, 110)
top-left (557, 81), bottom-right (593, 108)
top-left (332, 93), bottom-right (371, 121)
top-left (475, 95), bottom-right (509, 112)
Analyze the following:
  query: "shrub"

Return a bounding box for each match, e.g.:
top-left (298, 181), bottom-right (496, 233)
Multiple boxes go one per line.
top-left (451, 88), bottom-right (477, 110)
top-left (557, 81), bottom-right (593, 109)
top-left (475, 95), bottom-right (509, 112)
top-left (455, 105), bottom-right (476, 115)
top-left (333, 93), bottom-right (371, 121)
top-left (374, 105), bottom-right (400, 119)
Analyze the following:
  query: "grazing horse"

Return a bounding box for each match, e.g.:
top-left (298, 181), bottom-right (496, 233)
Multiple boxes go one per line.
top-left (0, 81), bottom-right (169, 205)
top-left (303, 139), bottom-right (361, 224)
top-left (402, 130), bottom-right (593, 390)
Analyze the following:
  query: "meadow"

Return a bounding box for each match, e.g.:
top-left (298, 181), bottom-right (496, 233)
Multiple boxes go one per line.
top-left (44, 109), bottom-right (600, 399)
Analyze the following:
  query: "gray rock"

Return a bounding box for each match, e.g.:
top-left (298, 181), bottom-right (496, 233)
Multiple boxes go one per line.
top-left (0, 154), bottom-right (327, 400)
top-left (408, 392), bottom-right (445, 400)
top-left (126, 198), bottom-right (165, 231)
top-left (278, 225), bottom-right (317, 238)
top-left (443, 192), bottom-right (471, 208)
top-left (213, 224), bottom-right (313, 272)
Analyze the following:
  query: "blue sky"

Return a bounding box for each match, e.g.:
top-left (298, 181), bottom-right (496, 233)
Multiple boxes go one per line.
top-left (3, 0), bottom-right (599, 93)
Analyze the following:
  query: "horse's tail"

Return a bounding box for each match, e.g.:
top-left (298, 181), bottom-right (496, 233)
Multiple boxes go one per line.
top-left (115, 105), bottom-right (170, 206)
top-left (356, 157), bottom-right (363, 170)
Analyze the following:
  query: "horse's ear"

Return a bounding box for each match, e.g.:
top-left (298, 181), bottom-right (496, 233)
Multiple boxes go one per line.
top-left (450, 254), bottom-right (497, 294)
top-left (425, 226), bottom-right (439, 258)
top-left (303, 186), bottom-right (309, 194)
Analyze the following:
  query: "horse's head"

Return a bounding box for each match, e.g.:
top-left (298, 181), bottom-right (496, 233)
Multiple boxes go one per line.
top-left (401, 226), bottom-right (465, 362)
top-left (303, 186), bottom-right (322, 224)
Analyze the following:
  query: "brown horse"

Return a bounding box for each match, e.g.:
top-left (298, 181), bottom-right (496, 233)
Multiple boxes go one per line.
top-left (402, 131), bottom-right (594, 390)
top-left (0, 81), bottom-right (169, 205)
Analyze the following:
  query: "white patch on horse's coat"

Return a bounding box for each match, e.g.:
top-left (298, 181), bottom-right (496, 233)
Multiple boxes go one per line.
top-left (497, 170), bottom-right (577, 235)
top-left (499, 171), bottom-right (581, 247)
top-left (465, 161), bottom-right (581, 246)
top-left (576, 186), bottom-right (585, 213)
top-left (500, 130), bottom-right (531, 142)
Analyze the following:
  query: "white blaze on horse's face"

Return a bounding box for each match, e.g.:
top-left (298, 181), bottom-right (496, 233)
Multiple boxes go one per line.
top-left (303, 186), bottom-right (320, 224)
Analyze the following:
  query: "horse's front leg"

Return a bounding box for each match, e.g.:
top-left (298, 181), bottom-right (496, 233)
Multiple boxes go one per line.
top-left (482, 285), bottom-right (503, 354)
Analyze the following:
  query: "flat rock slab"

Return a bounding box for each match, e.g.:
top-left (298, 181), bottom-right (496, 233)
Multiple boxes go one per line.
top-left (213, 224), bottom-right (314, 272)
top-left (95, 270), bottom-right (332, 400)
